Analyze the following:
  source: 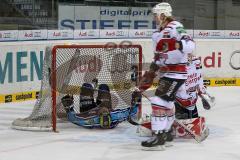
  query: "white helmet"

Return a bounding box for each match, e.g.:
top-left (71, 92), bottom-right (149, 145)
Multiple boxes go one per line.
top-left (152, 2), bottom-right (172, 17)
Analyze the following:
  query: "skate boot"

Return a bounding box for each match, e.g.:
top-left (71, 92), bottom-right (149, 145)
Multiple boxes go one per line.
top-left (165, 130), bottom-right (174, 147)
top-left (141, 132), bottom-right (167, 151)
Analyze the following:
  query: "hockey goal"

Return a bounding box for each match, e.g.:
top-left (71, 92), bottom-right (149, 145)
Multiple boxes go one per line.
top-left (12, 44), bottom-right (142, 132)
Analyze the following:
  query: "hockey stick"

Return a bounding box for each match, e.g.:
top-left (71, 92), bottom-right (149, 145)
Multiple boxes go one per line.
top-left (127, 104), bottom-right (142, 126)
top-left (199, 94), bottom-right (211, 110)
top-left (199, 93), bottom-right (215, 110)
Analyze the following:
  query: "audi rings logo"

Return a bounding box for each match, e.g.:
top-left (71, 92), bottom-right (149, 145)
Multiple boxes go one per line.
top-left (104, 40), bottom-right (133, 51)
top-left (229, 50), bottom-right (240, 70)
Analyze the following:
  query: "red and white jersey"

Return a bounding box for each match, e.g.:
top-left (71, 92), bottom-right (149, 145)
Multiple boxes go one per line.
top-left (175, 57), bottom-right (205, 110)
top-left (152, 21), bottom-right (195, 79)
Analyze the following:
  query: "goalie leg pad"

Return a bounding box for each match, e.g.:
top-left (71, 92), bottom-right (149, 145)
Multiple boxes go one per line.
top-left (97, 84), bottom-right (112, 110)
top-left (80, 83), bottom-right (96, 112)
top-left (173, 117), bottom-right (208, 139)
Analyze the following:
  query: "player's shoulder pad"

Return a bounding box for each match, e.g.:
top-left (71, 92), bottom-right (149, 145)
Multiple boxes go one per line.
top-left (166, 21), bottom-right (184, 29)
top-left (192, 57), bottom-right (202, 69)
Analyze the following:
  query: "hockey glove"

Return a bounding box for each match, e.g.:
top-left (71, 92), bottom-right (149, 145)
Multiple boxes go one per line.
top-left (199, 94), bottom-right (211, 110)
top-left (131, 90), bottom-right (142, 106)
top-left (138, 70), bottom-right (156, 91)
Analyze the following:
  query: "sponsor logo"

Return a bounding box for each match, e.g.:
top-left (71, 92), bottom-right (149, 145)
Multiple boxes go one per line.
top-left (104, 40), bottom-right (132, 51)
top-left (15, 93), bottom-right (33, 100)
top-left (62, 31), bottom-right (70, 37)
top-left (198, 31), bottom-right (209, 37)
top-left (229, 50), bottom-right (240, 70)
top-left (78, 31), bottom-right (97, 37)
top-left (53, 32), bottom-right (61, 37)
top-left (5, 95), bottom-right (12, 103)
top-left (105, 31), bottom-right (116, 36)
top-left (100, 8), bottom-right (151, 17)
top-left (199, 52), bottom-right (222, 68)
top-left (135, 31), bottom-right (145, 36)
top-left (0, 32), bottom-right (12, 39)
top-left (34, 31), bottom-right (42, 38)
top-left (36, 91), bottom-right (40, 99)
top-left (116, 31), bottom-right (125, 37)
top-left (4, 32), bottom-right (12, 38)
top-left (73, 52), bottom-right (102, 73)
top-left (146, 31), bottom-right (153, 36)
top-left (229, 32), bottom-right (240, 37)
top-left (25, 32), bottom-right (33, 38)
top-left (210, 31), bottom-right (222, 37)
top-left (79, 31), bottom-right (87, 36)
top-left (203, 80), bottom-right (211, 86)
top-left (197, 31), bottom-right (223, 37)
top-left (214, 79), bottom-right (236, 85)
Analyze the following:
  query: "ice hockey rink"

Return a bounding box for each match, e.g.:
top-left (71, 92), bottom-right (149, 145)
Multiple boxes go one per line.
top-left (0, 86), bottom-right (240, 160)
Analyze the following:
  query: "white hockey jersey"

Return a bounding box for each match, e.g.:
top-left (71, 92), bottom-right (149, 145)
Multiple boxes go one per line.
top-left (152, 21), bottom-right (195, 79)
top-left (175, 57), bottom-right (206, 110)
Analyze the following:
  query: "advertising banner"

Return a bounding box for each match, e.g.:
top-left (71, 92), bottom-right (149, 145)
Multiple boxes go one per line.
top-left (47, 30), bottom-right (74, 40)
top-left (74, 29), bottom-right (100, 39)
top-left (224, 30), bottom-right (240, 39)
top-left (128, 29), bottom-right (153, 38)
top-left (0, 43), bottom-right (45, 94)
top-left (1, 39), bottom-right (240, 103)
top-left (58, 5), bottom-right (155, 30)
top-left (99, 29), bottom-right (129, 38)
top-left (194, 30), bottom-right (225, 39)
top-left (195, 39), bottom-right (240, 78)
top-left (0, 30), bottom-right (18, 41)
top-left (18, 30), bottom-right (48, 40)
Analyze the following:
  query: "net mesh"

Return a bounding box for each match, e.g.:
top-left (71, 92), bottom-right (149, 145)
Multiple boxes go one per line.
top-left (12, 45), bottom-right (142, 131)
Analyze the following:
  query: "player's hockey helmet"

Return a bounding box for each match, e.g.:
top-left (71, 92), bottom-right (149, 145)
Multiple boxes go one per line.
top-left (152, 2), bottom-right (172, 17)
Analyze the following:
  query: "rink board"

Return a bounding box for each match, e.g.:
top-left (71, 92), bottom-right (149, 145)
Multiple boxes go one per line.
top-left (1, 39), bottom-right (240, 103)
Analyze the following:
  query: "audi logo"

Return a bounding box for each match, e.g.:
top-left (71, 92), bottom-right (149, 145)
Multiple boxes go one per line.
top-left (229, 50), bottom-right (240, 70)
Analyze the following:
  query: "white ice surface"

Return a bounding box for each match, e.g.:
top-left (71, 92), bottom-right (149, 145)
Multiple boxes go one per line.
top-left (0, 87), bottom-right (240, 160)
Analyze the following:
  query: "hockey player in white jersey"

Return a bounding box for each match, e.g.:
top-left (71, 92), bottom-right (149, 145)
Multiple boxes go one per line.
top-left (173, 56), bottom-right (214, 139)
top-left (137, 56), bottom-right (213, 142)
top-left (175, 57), bottom-right (206, 119)
top-left (138, 2), bottom-right (195, 149)
top-left (175, 56), bottom-right (215, 119)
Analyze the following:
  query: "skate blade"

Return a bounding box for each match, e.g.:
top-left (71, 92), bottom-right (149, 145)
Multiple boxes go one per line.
top-left (141, 145), bottom-right (165, 151)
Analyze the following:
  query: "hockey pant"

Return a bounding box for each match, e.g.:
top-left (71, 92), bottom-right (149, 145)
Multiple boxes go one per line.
top-left (150, 77), bottom-right (185, 133)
